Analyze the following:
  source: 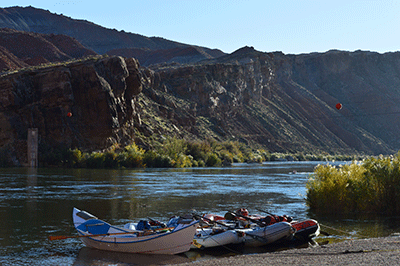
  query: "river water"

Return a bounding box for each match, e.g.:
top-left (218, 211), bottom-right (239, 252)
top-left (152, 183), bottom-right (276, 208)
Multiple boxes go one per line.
top-left (1, 162), bottom-right (399, 265)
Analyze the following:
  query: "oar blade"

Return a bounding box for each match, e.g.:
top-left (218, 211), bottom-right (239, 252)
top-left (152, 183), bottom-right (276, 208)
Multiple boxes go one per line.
top-left (48, 235), bottom-right (69, 241)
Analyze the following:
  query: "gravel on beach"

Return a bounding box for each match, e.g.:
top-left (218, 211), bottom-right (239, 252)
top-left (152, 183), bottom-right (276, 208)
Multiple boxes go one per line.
top-left (173, 236), bottom-right (400, 266)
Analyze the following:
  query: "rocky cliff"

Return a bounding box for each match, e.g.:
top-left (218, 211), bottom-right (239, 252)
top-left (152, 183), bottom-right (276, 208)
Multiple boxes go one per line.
top-left (1, 47), bottom-right (400, 166)
top-left (0, 56), bottom-right (143, 165)
top-left (279, 50), bottom-right (400, 150)
top-left (141, 47), bottom-right (398, 155)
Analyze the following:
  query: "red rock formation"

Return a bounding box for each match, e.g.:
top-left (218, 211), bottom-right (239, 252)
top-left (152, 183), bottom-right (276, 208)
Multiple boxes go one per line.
top-left (0, 28), bottom-right (97, 71)
top-left (0, 45), bottom-right (28, 71)
top-left (0, 56), bottom-right (142, 165)
top-left (107, 46), bottom-right (225, 66)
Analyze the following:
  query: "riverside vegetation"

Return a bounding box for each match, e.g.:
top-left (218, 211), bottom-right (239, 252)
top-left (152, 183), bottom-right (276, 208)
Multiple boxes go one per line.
top-left (49, 138), bottom-right (355, 168)
top-left (306, 152), bottom-right (400, 215)
top-left (0, 137), bottom-right (357, 168)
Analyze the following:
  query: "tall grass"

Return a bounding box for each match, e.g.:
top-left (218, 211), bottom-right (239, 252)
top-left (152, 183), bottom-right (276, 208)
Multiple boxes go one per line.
top-left (306, 153), bottom-right (400, 215)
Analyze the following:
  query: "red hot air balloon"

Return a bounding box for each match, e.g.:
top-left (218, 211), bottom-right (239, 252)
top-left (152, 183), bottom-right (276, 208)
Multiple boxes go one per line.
top-left (335, 103), bottom-right (342, 110)
top-left (67, 112), bottom-right (72, 117)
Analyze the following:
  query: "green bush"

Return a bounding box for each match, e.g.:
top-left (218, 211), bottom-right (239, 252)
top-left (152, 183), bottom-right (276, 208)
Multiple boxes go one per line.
top-left (173, 154), bottom-right (193, 168)
top-left (118, 151), bottom-right (143, 168)
top-left (206, 153), bottom-right (221, 167)
top-left (143, 150), bottom-right (173, 168)
top-left (219, 150), bottom-right (234, 166)
top-left (186, 141), bottom-right (210, 162)
top-left (65, 148), bottom-right (83, 167)
top-left (306, 153), bottom-right (400, 215)
top-left (196, 159), bottom-right (206, 167)
top-left (221, 141), bottom-right (244, 162)
top-left (104, 151), bottom-right (118, 168)
top-left (85, 152), bottom-right (105, 168)
top-left (117, 143), bottom-right (145, 168)
top-left (362, 155), bottom-right (400, 214)
top-left (295, 153), bottom-right (306, 161)
top-left (164, 137), bottom-right (187, 158)
top-left (31, 136), bottom-right (360, 170)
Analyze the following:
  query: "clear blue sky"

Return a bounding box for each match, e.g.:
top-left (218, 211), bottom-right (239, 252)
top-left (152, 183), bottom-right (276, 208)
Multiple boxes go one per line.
top-left (2, 0), bottom-right (400, 54)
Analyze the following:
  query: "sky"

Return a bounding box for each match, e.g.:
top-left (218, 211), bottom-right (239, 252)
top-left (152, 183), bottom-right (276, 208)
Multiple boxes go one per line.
top-left (2, 0), bottom-right (400, 54)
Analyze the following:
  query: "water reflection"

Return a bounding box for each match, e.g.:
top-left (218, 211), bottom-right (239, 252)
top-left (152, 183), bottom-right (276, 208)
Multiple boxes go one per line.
top-left (312, 212), bottom-right (400, 243)
top-left (0, 162), bottom-right (399, 265)
top-left (26, 168), bottom-right (38, 216)
top-left (74, 247), bottom-right (191, 265)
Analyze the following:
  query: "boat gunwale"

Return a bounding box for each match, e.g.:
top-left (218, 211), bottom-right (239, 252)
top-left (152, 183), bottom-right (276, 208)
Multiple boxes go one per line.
top-left (75, 220), bottom-right (199, 244)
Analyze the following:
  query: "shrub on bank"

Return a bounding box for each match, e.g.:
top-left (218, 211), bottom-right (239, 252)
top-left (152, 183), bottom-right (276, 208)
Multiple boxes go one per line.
top-left (32, 137), bottom-right (359, 169)
top-left (143, 150), bottom-right (173, 168)
top-left (118, 144), bottom-right (145, 168)
top-left (306, 153), bottom-right (400, 215)
top-left (66, 148), bottom-right (83, 167)
top-left (85, 152), bottom-right (105, 169)
top-left (206, 153), bottom-right (221, 167)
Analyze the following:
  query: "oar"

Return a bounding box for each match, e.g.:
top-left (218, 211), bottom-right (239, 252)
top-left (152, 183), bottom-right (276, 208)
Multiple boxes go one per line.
top-left (255, 208), bottom-right (276, 217)
top-left (255, 208), bottom-right (294, 223)
top-left (192, 214), bottom-right (236, 230)
top-left (193, 214), bottom-right (270, 244)
top-left (228, 211), bottom-right (265, 227)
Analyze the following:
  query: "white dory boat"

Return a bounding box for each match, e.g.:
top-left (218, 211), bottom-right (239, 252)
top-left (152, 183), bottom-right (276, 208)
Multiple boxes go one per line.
top-left (72, 207), bottom-right (199, 254)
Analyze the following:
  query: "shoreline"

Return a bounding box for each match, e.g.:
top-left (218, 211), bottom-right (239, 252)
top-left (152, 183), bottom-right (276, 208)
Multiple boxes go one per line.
top-left (173, 236), bottom-right (400, 265)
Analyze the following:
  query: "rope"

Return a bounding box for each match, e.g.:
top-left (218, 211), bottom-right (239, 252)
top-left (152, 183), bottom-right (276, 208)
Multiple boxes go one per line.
top-left (319, 223), bottom-right (369, 238)
top-left (198, 227), bottom-right (243, 254)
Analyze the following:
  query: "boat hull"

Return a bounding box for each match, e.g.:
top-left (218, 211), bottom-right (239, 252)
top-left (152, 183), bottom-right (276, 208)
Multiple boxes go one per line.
top-left (291, 219), bottom-right (320, 241)
top-left (192, 228), bottom-right (245, 249)
top-left (79, 227), bottom-right (197, 254)
top-left (241, 222), bottom-right (295, 247)
top-left (192, 222), bottom-right (295, 249)
top-left (73, 208), bottom-right (198, 254)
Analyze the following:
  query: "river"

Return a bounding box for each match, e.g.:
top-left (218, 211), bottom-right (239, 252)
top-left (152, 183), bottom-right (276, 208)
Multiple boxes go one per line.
top-left (1, 162), bottom-right (399, 265)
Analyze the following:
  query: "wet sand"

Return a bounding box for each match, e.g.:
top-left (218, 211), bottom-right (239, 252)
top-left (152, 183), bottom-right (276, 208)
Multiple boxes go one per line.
top-left (173, 236), bottom-right (400, 265)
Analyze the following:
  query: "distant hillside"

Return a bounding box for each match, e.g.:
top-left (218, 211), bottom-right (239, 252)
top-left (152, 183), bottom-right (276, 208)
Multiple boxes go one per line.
top-left (0, 28), bottom-right (96, 68)
top-left (107, 46), bottom-right (225, 66)
top-left (0, 45), bottom-right (28, 71)
top-left (0, 6), bottom-right (225, 65)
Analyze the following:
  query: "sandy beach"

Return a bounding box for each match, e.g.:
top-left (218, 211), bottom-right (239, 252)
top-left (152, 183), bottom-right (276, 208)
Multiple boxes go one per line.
top-left (173, 236), bottom-right (400, 266)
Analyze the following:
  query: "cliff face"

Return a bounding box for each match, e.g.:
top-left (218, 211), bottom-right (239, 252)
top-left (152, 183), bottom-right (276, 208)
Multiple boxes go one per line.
top-left (280, 50), bottom-right (400, 149)
top-left (0, 56), bottom-right (142, 165)
top-left (142, 47), bottom-right (398, 155)
top-left (2, 47), bottom-right (400, 166)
